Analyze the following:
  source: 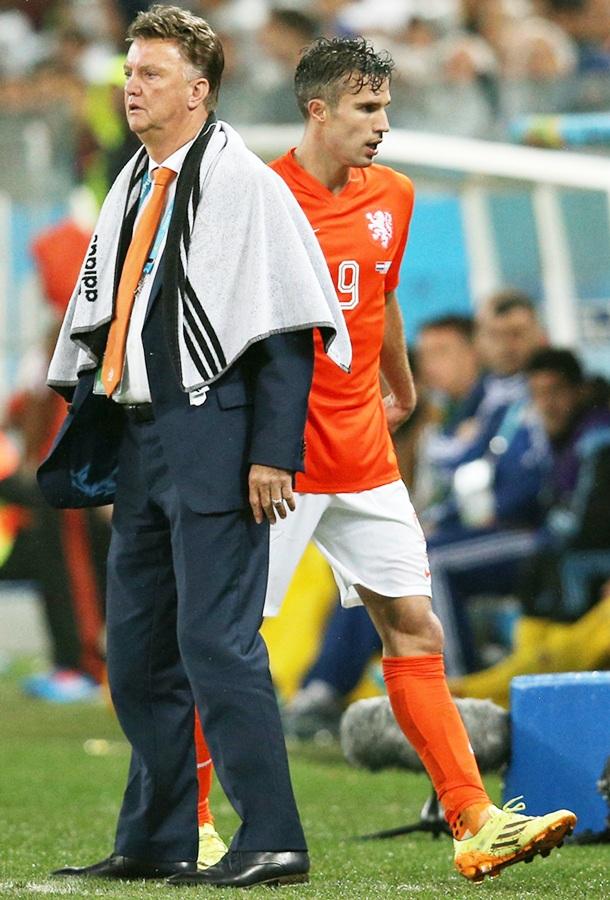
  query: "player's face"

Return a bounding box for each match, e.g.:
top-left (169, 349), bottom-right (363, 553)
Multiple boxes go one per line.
top-left (323, 78), bottom-right (391, 168)
top-left (124, 38), bottom-right (207, 142)
top-left (528, 370), bottom-right (581, 438)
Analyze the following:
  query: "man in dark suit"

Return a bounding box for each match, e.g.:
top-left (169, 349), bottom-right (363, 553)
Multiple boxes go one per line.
top-left (38, 4), bottom-right (349, 889)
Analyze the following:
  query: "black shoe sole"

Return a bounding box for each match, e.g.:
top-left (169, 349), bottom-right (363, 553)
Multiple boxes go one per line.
top-left (170, 871), bottom-right (310, 888)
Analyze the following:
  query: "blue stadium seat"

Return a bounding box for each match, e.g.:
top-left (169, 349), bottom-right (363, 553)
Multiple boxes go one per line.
top-left (504, 672), bottom-right (610, 834)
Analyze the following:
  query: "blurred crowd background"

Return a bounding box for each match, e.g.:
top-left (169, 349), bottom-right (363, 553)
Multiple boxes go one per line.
top-left (0, 0), bottom-right (609, 737)
top-left (4, 0), bottom-right (610, 201)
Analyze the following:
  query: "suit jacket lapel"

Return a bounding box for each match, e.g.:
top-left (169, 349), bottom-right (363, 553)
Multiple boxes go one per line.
top-left (144, 256), bottom-right (165, 325)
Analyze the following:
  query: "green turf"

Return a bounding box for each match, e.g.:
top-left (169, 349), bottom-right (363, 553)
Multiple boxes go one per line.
top-left (1, 665), bottom-right (609, 899)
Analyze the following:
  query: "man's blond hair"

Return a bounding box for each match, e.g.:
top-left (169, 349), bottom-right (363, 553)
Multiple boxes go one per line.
top-left (127, 4), bottom-right (224, 110)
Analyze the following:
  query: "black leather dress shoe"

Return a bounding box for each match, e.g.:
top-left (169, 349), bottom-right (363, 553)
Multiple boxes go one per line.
top-left (52, 853), bottom-right (196, 880)
top-left (167, 850), bottom-right (309, 888)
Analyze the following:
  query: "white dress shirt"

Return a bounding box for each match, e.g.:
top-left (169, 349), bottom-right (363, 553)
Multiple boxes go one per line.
top-left (101, 136), bottom-right (197, 404)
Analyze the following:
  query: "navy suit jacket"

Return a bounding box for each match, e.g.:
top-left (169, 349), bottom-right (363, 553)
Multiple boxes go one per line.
top-left (37, 272), bottom-right (314, 514)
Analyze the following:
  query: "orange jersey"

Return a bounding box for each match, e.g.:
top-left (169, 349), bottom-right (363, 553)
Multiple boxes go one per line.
top-left (270, 150), bottom-right (414, 492)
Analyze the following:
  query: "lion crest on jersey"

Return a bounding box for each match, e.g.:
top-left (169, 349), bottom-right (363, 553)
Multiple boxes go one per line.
top-left (366, 210), bottom-right (393, 249)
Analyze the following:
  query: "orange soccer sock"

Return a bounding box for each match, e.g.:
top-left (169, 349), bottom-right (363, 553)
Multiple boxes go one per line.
top-left (382, 654), bottom-right (491, 839)
top-left (194, 708), bottom-right (215, 827)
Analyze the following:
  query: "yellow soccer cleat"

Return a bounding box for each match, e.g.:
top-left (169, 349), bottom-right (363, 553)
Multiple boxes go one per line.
top-left (197, 823), bottom-right (228, 869)
top-left (453, 797), bottom-right (576, 884)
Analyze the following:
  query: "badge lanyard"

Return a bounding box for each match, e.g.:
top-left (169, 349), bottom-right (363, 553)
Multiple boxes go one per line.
top-left (136, 170), bottom-right (175, 288)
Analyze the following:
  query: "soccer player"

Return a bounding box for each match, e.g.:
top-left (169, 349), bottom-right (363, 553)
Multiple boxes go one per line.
top-left (197, 36), bottom-right (576, 884)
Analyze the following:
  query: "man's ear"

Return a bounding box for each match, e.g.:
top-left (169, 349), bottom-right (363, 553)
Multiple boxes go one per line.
top-left (189, 77), bottom-right (210, 109)
top-left (307, 97), bottom-right (327, 123)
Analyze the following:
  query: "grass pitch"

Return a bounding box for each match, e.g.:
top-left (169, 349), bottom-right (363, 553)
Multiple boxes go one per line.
top-left (1, 663), bottom-right (609, 900)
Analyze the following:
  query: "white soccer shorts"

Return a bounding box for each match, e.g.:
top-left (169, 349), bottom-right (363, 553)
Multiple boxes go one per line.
top-left (264, 479), bottom-right (432, 616)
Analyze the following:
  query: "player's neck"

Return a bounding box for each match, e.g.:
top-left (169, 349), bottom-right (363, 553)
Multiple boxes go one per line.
top-left (294, 142), bottom-right (350, 195)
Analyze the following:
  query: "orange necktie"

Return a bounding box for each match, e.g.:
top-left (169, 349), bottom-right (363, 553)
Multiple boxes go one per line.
top-left (101, 165), bottom-right (176, 396)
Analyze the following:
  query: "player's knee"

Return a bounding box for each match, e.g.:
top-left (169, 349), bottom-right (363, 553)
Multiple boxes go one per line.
top-left (372, 595), bottom-right (444, 655)
top-left (395, 608), bottom-right (443, 655)
top-left (422, 610), bottom-right (444, 654)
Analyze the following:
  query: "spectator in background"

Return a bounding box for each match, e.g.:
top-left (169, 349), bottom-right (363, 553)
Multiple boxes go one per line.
top-left (499, 14), bottom-right (579, 118)
top-left (535, 0), bottom-right (610, 72)
top-left (183, 3), bottom-right (274, 123)
top-left (3, 0), bottom-right (50, 31)
top-left (407, 315), bottom-right (484, 512)
top-left (459, 0), bottom-right (520, 73)
top-left (451, 347), bottom-right (610, 705)
top-left (0, 8), bottom-right (124, 202)
top-left (57, 1), bottom-right (123, 36)
top-left (389, 16), bottom-right (439, 85)
top-left (457, 1), bottom-right (588, 118)
top-left (388, 11), bottom-right (498, 134)
top-left (438, 30), bottom-right (498, 84)
top-left (0, 5), bottom-right (47, 77)
top-left (0, 187), bottom-right (110, 702)
top-left (190, 0), bottom-right (271, 90)
top-left (502, 16), bottom-right (578, 80)
top-left (207, 28), bottom-right (265, 122)
top-left (2, 0), bottom-right (608, 141)
top-left (320, 0), bottom-right (452, 39)
top-left (422, 291), bottom-right (550, 673)
top-left (115, 1), bottom-right (150, 26)
top-left (193, 0), bottom-right (269, 32)
top-left (46, 0), bottom-right (123, 79)
top-left (256, 7), bottom-right (321, 122)
top-left (434, 30), bottom-right (498, 134)
top-left (83, 54), bottom-right (142, 201)
top-left (423, 289), bottom-right (547, 532)
top-left (311, 0), bottom-right (357, 38)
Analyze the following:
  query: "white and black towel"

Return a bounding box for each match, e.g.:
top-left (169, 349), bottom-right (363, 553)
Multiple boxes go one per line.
top-left (48, 117), bottom-right (351, 395)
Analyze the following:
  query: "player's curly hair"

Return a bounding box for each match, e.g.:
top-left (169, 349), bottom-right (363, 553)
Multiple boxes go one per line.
top-left (294, 36), bottom-right (394, 118)
top-left (126, 4), bottom-right (224, 110)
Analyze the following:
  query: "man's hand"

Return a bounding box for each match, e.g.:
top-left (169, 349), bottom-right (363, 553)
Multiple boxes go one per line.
top-left (249, 464), bottom-right (296, 524)
top-left (383, 392), bottom-right (416, 434)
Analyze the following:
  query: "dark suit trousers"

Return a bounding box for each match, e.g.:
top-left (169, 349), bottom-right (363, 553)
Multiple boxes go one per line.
top-left (107, 415), bottom-right (306, 861)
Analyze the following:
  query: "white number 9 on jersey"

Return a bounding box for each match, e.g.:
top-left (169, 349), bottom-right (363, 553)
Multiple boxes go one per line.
top-left (337, 260), bottom-right (360, 310)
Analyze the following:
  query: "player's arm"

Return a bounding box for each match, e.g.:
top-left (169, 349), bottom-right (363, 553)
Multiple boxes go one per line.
top-left (380, 290), bottom-right (417, 434)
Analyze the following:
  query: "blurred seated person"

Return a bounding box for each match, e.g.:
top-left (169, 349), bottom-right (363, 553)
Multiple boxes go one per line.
top-left (417, 290), bottom-right (544, 523)
top-left (421, 290), bottom-right (547, 533)
top-left (405, 314), bottom-right (483, 510)
top-left (451, 347), bottom-right (610, 705)
top-left (421, 291), bottom-right (551, 673)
